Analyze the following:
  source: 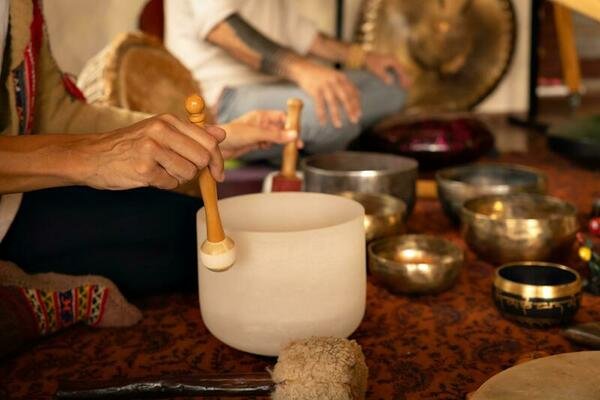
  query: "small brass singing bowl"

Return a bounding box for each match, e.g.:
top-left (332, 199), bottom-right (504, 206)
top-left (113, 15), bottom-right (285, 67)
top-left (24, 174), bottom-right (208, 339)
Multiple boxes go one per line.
top-left (461, 193), bottom-right (578, 264)
top-left (337, 192), bottom-right (406, 241)
top-left (368, 234), bottom-right (463, 294)
top-left (493, 262), bottom-right (582, 327)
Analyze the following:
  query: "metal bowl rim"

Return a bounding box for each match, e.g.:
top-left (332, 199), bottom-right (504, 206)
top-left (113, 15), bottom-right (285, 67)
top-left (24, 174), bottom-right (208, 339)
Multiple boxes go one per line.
top-left (301, 151), bottom-right (419, 178)
top-left (494, 261), bottom-right (582, 298)
top-left (435, 163), bottom-right (547, 191)
top-left (461, 193), bottom-right (578, 223)
top-left (337, 191), bottom-right (407, 218)
top-left (368, 234), bottom-right (464, 267)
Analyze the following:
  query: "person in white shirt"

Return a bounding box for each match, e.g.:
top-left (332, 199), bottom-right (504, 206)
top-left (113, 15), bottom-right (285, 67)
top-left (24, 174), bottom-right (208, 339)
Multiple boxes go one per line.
top-left (165, 0), bottom-right (408, 160)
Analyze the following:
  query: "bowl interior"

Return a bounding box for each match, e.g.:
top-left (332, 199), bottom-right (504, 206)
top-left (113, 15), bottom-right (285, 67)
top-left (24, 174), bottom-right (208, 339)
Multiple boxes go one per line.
top-left (303, 151), bottom-right (417, 173)
top-left (438, 164), bottom-right (542, 188)
top-left (464, 194), bottom-right (575, 220)
top-left (498, 264), bottom-right (578, 286)
top-left (338, 192), bottom-right (406, 217)
top-left (204, 192), bottom-right (364, 233)
top-left (370, 235), bottom-right (461, 266)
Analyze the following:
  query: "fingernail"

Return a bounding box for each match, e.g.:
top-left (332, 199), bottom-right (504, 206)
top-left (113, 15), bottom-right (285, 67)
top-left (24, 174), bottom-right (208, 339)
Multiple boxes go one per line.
top-left (220, 172), bottom-right (226, 182)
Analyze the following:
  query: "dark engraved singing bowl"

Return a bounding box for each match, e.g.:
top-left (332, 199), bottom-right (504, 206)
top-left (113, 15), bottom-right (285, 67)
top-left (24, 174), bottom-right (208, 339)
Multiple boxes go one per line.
top-left (356, 0), bottom-right (516, 112)
top-left (436, 163), bottom-right (547, 224)
top-left (493, 262), bottom-right (582, 327)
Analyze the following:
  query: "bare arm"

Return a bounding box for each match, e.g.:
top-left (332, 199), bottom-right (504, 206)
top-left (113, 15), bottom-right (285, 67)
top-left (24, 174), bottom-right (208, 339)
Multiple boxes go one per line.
top-left (0, 134), bottom-right (87, 194)
top-left (308, 33), bottom-right (352, 63)
top-left (0, 115), bottom-right (227, 195)
top-left (207, 14), bottom-right (361, 126)
top-left (207, 13), bottom-right (306, 81)
top-left (0, 110), bottom-right (301, 195)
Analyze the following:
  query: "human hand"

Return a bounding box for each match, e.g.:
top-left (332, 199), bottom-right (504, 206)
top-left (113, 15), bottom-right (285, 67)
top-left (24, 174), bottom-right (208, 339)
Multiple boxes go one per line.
top-left (293, 61), bottom-right (361, 128)
top-left (365, 52), bottom-right (410, 87)
top-left (221, 110), bottom-right (301, 159)
top-left (76, 114), bottom-right (225, 190)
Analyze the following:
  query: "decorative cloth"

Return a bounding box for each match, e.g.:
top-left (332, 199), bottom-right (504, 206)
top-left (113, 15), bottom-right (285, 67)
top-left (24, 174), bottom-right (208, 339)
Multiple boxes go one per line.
top-left (0, 261), bottom-right (141, 358)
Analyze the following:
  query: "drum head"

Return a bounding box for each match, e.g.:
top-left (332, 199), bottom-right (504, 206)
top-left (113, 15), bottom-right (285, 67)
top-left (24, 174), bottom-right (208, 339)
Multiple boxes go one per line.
top-left (472, 351), bottom-right (600, 400)
top-left (77, 32), bottom-right (201, 120)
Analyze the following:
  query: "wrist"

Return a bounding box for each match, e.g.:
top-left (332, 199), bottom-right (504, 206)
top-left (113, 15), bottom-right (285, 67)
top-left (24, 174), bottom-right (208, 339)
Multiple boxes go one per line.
top-left (345, 44), bottom-right (366, 69)
top-left (286, 57), bottom-right (313, 83)
top-left (51, 134), bottom-right (101, 187)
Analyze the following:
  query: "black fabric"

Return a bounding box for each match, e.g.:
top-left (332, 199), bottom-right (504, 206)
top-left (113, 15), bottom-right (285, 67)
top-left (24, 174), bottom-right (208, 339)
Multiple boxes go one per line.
top-left (0, 186), bottom-right (203, 296)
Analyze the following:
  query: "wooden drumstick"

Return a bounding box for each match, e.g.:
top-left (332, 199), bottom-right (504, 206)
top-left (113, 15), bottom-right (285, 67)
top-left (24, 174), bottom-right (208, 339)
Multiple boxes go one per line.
top-left (271, 98), bottom-right (303, 192)
top-left (185, 94), bottom-right (235, 272)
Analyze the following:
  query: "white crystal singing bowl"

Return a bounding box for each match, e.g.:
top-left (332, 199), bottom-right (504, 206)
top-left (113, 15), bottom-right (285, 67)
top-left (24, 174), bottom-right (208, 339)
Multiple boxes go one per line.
top-left (197, 192), bottom-right (366, 356)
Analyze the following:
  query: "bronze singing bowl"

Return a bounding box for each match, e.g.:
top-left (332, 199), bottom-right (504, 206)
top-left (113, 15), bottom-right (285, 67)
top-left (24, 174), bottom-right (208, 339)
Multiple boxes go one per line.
top-left (462, 194), bottom-right (579, 264)
top-left (368, 234), bottom-right (463, 294)
top-left (338, 192), bottom-right (406, 241)
top-left (436, 163), bottom-right (547, 224)
top-left (493, 262), bottom-right (582, 326)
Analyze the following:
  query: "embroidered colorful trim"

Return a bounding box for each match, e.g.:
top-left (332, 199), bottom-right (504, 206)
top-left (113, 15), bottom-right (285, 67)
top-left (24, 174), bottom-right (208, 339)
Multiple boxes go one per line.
top-left (13, 0), bottom-right (43, 134)
top-left (62, 73), bottom-right (86, 101)
top-left (19, 285), bottom-right (109, 335)
top-left (13, 0), bottom-right (86, 135)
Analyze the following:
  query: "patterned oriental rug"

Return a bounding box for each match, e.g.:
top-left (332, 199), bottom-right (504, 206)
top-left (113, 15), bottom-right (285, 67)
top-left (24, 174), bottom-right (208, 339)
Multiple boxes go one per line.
top-left (1, 134), bottom-right (599, 400)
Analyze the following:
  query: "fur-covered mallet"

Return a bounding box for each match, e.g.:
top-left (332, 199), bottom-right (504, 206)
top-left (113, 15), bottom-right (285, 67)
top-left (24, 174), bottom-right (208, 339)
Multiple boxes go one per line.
top-left (185, 94), bottom-right (235, 272)
top-left (271, 98), bottom-right (304, 192)
top-left (56, 337), bottom-right (369, 400)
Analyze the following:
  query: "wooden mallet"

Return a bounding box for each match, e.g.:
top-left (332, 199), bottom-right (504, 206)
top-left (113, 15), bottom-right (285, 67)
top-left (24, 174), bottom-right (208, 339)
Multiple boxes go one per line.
top-left (185, 94), bottom-right (235, 272)
top-left (271, 98), bottom-right (304, 192)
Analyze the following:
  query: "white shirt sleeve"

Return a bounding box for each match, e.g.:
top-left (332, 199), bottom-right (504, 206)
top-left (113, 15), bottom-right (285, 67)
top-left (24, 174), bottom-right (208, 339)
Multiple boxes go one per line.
top-left (188, 0), bottom-right (243, 39)
top-left (281, 0), bottom-right (319, 55)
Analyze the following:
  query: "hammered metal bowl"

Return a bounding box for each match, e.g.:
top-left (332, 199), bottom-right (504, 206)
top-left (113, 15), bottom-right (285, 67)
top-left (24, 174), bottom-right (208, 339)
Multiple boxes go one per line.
top-left (338, 192), bottom-right (406, 241)
top-left (493, 262), bottom-right (582, 326)
top-left (368, 234), bottom-right (463, 294)
top-left (436, 163), bottom-right (547, 224)
top-left (462, 194), bottom-right (579, 264)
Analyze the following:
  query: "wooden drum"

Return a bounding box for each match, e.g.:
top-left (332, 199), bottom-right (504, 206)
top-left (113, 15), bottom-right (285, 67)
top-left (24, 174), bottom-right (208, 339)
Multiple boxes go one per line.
top-left (77, 32), bottom-right (203, 120)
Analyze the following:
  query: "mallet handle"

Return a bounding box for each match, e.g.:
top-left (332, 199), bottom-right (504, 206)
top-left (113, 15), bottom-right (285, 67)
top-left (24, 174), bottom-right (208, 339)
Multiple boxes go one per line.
top-left (56, 373), bottom-right (275, 399)
top-left (280, 98), bottom-right (303, 178)
top-left (185, 94), bottom-right (225, 243)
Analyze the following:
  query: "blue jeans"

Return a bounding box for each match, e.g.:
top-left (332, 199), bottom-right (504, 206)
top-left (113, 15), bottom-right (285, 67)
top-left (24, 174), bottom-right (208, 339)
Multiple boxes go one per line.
top-left (217, 70), bottom-right (406, 161)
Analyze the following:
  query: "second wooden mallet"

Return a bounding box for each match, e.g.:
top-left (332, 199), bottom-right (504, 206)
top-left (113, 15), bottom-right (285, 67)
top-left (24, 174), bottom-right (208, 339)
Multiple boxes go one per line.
top-left (185, 94), bottom-right (235, 272)
top-left (271, 98), bottom-right (304, 192)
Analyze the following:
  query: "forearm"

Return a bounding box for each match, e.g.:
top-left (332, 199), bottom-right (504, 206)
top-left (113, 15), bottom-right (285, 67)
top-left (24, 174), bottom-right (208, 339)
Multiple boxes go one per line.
top-left (0, 135), bottom-right (90, 194)
top-left (206, 13), bottom-right (307, 81)
top-left (308, 33), bottom-right (352, 63)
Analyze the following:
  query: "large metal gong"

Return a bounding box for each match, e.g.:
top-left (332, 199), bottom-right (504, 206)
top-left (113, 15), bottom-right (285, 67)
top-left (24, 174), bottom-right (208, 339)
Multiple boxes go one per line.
top-left (356, 0), bottom-right (516, 112)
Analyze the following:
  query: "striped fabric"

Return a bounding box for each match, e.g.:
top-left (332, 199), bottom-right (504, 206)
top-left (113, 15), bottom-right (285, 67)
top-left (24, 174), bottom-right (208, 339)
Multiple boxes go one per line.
top-left (19, 284), bottom-right (109, 335)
